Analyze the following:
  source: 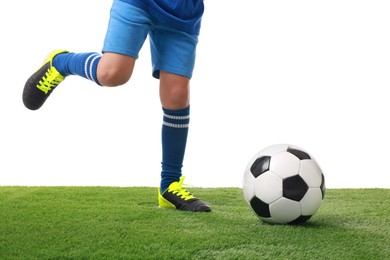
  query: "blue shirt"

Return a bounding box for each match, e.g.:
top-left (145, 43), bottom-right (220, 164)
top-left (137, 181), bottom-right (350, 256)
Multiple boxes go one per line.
top-left (118, 0), bottom-right (204, 35)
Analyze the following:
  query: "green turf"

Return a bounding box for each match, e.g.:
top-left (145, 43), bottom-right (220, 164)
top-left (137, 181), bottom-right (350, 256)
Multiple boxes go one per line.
top-left (0, 187), bottom-right (389, 259)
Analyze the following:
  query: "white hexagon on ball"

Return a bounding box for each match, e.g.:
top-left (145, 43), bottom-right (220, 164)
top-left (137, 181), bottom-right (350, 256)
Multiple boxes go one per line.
top-left (270, 152), bottom-right (300, 179)
top-left (299, 159), bottom-right (323, 187)
top-left (254, 171), bottom-right (282, 204)
top-left (269, 197), bottom-right (301, 223)
top-left (300, 187), bottom-right (323, 215)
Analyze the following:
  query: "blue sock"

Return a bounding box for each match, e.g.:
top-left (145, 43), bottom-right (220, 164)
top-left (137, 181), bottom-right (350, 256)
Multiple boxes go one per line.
top-left (160, 106), bottom-right (190, 193)
top-left (52, 52), bottom-right (101, 85)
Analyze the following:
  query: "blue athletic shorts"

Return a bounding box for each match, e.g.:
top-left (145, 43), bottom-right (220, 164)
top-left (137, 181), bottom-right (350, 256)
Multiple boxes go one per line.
top-left (102, 0), bottom-right (199, 79)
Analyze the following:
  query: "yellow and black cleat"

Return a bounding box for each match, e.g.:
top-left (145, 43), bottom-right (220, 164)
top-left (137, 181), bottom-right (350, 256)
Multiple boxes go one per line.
top-left (158, 176), bottom-right (211, 212)
top-left (23, 50), bottom-right (68, 110)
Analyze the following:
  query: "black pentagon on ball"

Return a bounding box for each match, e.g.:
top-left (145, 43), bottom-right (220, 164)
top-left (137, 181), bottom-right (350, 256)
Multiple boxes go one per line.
top-left (250, 156), bottom-right (271, 178)
top-left (288, 215), bottom-right (313, 225)
top-left (287, 147), bottom-right (311, 160)
top-left (283, 175), bottom-right (309, 201)
top-left (250, 196), bottom-right (271, 218)
top-left (320, 173), bottom-right (326, 199)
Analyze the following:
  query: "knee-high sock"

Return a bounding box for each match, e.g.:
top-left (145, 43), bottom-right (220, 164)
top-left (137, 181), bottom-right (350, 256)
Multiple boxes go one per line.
top-left (160, 106), bottom-right (190, 193)
top-left (52, 52), bottom-right (101, 85)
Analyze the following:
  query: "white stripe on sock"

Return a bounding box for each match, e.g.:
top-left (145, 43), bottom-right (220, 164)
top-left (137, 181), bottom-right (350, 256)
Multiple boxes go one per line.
top-left (163, 121), bottom-right (189, 128)
top-left (84, 54), bottom-right (99, 81)
top-left (163, 114), bottom-right (190, 120)
top-left (89, 55), bottom-right (101, 83)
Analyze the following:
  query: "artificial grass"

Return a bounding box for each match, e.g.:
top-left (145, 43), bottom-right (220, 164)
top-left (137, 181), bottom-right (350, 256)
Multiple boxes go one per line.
top-left (0, 187), bottom-right (389, 259)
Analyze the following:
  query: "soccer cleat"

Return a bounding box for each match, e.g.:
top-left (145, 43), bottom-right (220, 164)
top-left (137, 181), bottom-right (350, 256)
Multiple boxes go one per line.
top-left (158, 176), bottom-right (211, 212)
top-left (23, 50), bottom-right (69, 110)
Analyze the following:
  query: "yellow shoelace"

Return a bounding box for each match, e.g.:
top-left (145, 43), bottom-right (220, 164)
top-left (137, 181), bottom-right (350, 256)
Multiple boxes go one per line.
top-left (37, 67), bottom-right (63, 94)
top-left (168, 177), bottom-right (196, 201)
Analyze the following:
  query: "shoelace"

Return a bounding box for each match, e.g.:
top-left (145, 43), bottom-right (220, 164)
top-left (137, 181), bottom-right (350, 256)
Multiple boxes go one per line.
top-left (168, 177), bottom-right (196, 200)
top-left (37, 67), bottom-right (63, 94)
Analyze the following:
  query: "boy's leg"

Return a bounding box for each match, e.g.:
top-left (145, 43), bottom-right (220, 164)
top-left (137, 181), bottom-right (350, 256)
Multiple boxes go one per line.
top-left (150, 20), bottom-right (210, 212)
top-left (55, 51), bottom-right (136, 87)
top-left (158, 71), bottom-right (211, 212)
top-left (159, 71), bottom-right (190, 192)
top-left (23, 0), bottom-right (150, 110)
top-left (22, 51), bottom-right (135, 110)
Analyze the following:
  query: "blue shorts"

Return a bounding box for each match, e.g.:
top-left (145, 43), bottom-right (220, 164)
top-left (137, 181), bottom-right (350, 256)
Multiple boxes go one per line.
top-left (102, 0), bottom-right (199, 79)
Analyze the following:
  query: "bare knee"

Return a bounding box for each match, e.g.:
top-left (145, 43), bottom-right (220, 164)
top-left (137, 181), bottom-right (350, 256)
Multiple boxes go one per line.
top-left (98, 68), bottom-right (131, 87)
top-left (160, 73), bottom-right (190, 109)
top-left (97, 52), bottom-right (135, 87)
top-left (165, 85), bottom-right (189, 107)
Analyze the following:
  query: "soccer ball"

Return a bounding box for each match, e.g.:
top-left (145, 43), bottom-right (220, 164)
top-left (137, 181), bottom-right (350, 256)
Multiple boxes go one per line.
top-left (243, 144), bottom-right (325, 224)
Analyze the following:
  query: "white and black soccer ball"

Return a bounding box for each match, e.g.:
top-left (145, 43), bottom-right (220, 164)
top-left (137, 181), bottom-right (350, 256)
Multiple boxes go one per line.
top-left (243, 144), bottom-right (325, 224)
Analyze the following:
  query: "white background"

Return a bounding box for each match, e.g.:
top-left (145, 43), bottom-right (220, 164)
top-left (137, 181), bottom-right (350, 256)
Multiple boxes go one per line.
top-left (1, 0), bottom-right (389, 188)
